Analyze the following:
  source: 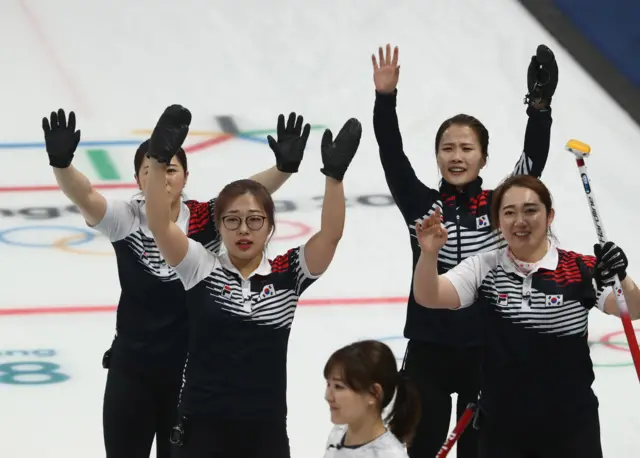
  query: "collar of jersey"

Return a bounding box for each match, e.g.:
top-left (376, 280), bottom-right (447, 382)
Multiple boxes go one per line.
top-left (439, 177), bottom-right (484, 199)
top-left (218, 250), bottom-right (272, 279)
top-left (498, 239), bottom-right (559, 275)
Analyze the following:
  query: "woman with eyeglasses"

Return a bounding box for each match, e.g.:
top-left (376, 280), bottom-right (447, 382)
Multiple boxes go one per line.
top-left (143, 105), bottom-right (363, 458)
top-left (41, 108), bottom-right (309, 458)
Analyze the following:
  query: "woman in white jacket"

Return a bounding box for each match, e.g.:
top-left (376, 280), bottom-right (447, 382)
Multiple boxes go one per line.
top-left (323, 340), bottom-right (421, 457)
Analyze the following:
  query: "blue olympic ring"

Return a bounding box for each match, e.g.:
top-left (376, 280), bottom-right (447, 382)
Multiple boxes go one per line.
top-left (0, 225), bottom-right (95, 248)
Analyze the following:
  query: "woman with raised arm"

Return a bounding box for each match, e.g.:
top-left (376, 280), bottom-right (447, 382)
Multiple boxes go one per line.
top-left (144, 104), bottom-right (361, 458)
top-left (371, 43), bottom-right (558, 457)
top-left (41, 108), bottom-right (309, 458)
top-left (413, 174), bottom-right (640, 458)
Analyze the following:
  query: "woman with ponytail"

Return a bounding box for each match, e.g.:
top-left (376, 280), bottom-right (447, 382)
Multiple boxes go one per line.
top-left (323, 340), bottom-right (421, 457)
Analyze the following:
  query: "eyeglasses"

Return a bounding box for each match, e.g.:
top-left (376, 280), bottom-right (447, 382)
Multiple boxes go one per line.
top-left (221, 215), bottom-right (267, 231)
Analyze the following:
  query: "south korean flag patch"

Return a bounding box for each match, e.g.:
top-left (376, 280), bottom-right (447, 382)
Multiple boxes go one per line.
top-left (545, 294), bottom-right (563, 307)
top-left (476, 215), bottom-right (489, 229)
top-left (259, 284), bottom-right (276, 299)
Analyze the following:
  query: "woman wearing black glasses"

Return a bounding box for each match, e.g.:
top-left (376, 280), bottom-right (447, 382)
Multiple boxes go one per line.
top-left (143, 105), bottom-right (363, 458)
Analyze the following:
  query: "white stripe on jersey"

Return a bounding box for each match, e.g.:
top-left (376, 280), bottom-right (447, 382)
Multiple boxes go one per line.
top-left (445, 246), bottom-right (612, 337)
top-left (124, 231), bottom-right (221, 281)
top-left (512, 152), bottom-right (534, 176)
top-left (406, 151), bottom-right (536, 268)
top-left (409, 201), bottom-right (506, 268)
top-left (483, 265), bottom-right (589, 336)
top-left (202, 270), bottom-right (298, 329)
top-left (439, 220), bottom-right (507, 266)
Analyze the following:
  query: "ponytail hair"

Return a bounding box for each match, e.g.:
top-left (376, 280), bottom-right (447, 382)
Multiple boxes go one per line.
top-left (385, 370), bottom-right (421, 445)
top-left (323, 340), bottom-right (422, 445)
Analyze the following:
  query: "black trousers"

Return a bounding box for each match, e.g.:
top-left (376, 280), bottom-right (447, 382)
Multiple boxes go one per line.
top-left (103, 362), bottom-right (183, 458)
top-left (171, 416), bottom-right (290, 458)
top-left (478, 407), bottom-right (603, 458)
top-left (403, 340), bottom-right (482, 458)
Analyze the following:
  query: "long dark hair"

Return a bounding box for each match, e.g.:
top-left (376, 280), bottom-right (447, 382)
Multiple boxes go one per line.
top-left (323, 340), bottom-right (421, 445)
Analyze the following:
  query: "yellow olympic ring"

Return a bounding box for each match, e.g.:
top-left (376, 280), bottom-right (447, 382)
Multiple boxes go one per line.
top-left (53, 233), bottom-right (114, 257)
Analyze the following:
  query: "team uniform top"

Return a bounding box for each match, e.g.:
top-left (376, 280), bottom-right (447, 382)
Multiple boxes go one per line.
top-left (443, 243), bottom-right (612, 432)
top-left (373, 90), bottom-right (553, 347)
top-left (172, 237), bottom-right (320, 419)
top-left (92, 196), bottom-right (219, 371)
top-left (323, 425), bottom-right (409, 458)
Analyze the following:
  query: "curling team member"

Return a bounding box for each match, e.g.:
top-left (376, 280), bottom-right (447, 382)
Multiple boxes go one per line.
top-left (42, 108), bottom-right (310, 458)
top-left (371, 43), bottom-right (558, 457)
top-left (144, 105), bottom-right (362, 458)
top-left (413, 174), bottom-right (640, 458)
top-left (323, 339), bottom-right (421, 457)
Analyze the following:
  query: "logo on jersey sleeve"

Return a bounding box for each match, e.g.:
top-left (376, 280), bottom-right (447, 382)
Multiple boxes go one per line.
top-left (476, 215), bottom-right (489, 229)
top-left (259, 284), bottom-right (276, 299)
top-left (497, 293), bottom-right (509, 306)
top-left (545, 294), bottom-right (563, 306)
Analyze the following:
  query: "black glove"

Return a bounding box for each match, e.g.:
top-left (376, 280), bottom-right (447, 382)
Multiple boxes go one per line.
top-left (524, 44), bottom-right (558, 106)
top-left (146, 105), bottom-right (191, 164)
top-left (42, 109), bottom-right (81, 168)
top-left (320, 118), bottom-right (362, 181)
top-left (593, 242), bottom-right (628, 287)
top-left (267, 112), bottom-right (310, 173)
top-left (575, 257), bottom-right (597, 309)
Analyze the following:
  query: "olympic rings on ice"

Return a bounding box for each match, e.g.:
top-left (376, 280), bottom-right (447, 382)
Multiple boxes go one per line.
top-left (0, 220), bottom-right (314, 257)
top-left (0, 225), bottom-right (95, 248)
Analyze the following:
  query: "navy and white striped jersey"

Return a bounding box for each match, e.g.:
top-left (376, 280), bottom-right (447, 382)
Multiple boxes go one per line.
top-left (444, 243), bottom-right (612, 430)
top-left (373, 89), bottom-right (553, 346)
top-left (92, 197), bottom-right (219, 370)
top-left (173, 238), bottom-right (320, 419)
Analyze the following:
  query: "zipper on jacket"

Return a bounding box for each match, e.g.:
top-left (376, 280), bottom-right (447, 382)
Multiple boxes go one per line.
top-left (455, 211), bottom-right (462, 264)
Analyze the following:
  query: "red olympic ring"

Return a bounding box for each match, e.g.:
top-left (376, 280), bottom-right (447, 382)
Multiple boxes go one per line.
top-left (271, 220), bottom-right (313, 241)
top-left (598, 328), bottom-right (640, 353)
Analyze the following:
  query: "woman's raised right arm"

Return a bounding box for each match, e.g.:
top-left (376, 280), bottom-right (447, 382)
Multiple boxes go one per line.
top-left (372, 45), bottom-right (431, 219)
top-left (412, 209), bottom-right (489, 310)
top-left (43, 109), bottom-right (107, 226)
top-left (53, 166), bottom-right (107, 226)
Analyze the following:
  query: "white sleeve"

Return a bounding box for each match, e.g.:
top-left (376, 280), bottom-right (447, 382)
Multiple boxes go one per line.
top-left (173, 238), bottom-right (219, 290)
top-left (443, 252), bottom-right (495, 309)
top-left (596, 285), bottom-right (614, 312)
top-left (293, 244), bottom-right (321, 294)
top-left (90, 199), bottom-right (139, 242)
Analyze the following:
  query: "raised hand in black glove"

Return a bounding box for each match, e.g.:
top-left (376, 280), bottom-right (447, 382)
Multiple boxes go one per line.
top-left (320, 118), bottom-right (362, 181)
top-left (42, 109), bottom-right (81, 168)
top-left (525, 44), bottom-right (558, 106)
top-left (593, 242), bottom-right (628, 288)
top-left (267, 112), bottom-right (310, 173)
top-left (146, 104), bottom-right (191, 164)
